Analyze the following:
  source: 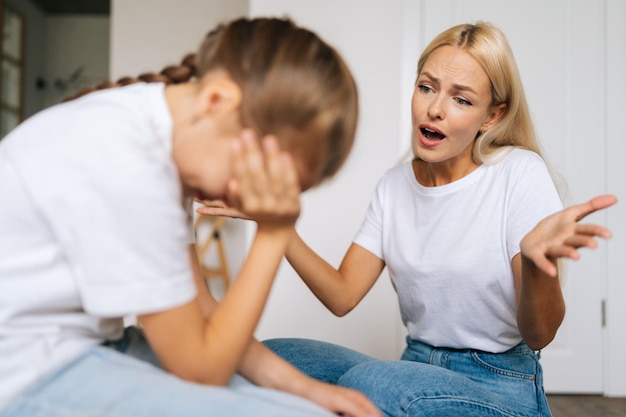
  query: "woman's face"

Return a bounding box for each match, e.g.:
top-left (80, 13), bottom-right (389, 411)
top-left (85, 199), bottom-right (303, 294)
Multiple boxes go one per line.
top-left (411, 45), bottom-right (501, 166)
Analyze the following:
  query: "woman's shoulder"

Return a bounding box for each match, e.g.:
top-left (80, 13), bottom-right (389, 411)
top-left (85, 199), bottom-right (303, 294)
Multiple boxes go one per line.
top-left (488, 147), bottom-right (547, 170)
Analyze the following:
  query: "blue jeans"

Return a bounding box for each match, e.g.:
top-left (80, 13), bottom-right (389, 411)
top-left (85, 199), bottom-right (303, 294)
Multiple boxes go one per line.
top-left (0, 327), bottom-right (334, 417)
top-left (264, 337), bottom-right (552, 417)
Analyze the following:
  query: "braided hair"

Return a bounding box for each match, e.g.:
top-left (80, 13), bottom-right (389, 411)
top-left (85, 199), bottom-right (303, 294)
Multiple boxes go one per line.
top-left (66, 17), bottom-right (358, 186)
top-left (65, 53), bottom-right (197, 101)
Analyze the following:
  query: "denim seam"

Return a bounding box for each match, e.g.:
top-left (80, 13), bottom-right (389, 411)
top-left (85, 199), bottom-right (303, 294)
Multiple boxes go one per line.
top-left (469, 352), bottom-right (536, 380)
top-left (404, 395), bottom-right (533, 417)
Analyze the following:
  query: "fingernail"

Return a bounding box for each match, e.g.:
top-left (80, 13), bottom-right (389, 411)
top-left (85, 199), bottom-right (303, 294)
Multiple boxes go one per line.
top-left (263, 136), bottom-right (278, 151)
top-left (231, 140), bottom-right (242, 152)
top-left (241, 129), bottom-right (255, 144)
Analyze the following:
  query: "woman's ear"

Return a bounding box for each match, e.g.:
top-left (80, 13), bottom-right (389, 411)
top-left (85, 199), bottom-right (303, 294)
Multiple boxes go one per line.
top-left (196, 78), bottom-right (242, 117)
top-left (481, 102), bottom-right (507, 131)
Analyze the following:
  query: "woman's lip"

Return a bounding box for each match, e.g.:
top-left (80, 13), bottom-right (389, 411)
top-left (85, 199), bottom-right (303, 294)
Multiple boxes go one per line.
top-left (420, 124), bottom-right (445, 136)
top-left (419, 132), bottom-right (441, 148)
top-left (418, 125), bottom-right (446, 148)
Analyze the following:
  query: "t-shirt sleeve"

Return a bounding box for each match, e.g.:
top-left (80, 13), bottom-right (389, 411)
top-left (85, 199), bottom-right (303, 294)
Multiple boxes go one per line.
top-left (353, 176), bottom-right (386, 260)
top-left (50, 116), bottom-right (195, 317)
top-left (505, 152), bottom-right (564, 259)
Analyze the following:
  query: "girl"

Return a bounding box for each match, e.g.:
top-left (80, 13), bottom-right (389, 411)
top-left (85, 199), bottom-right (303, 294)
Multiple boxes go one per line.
top-left (201, 22), bottom-right (617, 417)
top-left (0, 17), bottom-right (381, 417)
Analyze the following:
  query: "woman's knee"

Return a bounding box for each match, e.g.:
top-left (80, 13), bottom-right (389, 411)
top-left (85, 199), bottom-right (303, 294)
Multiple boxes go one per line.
top-left (263, 338), bottom-right (375, 384)
top-left (338, 360), bottom-right (525, 417)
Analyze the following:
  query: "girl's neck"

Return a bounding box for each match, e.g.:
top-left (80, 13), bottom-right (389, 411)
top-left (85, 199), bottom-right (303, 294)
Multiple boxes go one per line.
top-left (165, 82), bottom-right (201, 140)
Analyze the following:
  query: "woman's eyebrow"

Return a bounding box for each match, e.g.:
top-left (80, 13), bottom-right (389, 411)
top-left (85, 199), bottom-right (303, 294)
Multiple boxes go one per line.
top-left (419, 72), bottom-right (477, 95)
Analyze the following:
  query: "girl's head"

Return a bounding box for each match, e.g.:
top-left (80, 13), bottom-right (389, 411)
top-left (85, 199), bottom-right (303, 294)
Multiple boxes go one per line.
top-left (414, 22), bottom-right (542, 163)
top-left (171, 17), bottom-right (358, 199)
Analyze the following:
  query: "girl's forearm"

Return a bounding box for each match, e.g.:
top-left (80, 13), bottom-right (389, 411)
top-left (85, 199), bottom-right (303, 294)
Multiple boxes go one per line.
top-left (197, 228), bottom-right (294, 381)
top-left (237, 338), bottom-right (310, 395)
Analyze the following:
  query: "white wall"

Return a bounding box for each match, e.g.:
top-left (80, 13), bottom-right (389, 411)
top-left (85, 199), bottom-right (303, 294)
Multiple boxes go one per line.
top-left (110, 0), bottom-right (249, 80)
top-left (605, 0), bottom-right (626, 398)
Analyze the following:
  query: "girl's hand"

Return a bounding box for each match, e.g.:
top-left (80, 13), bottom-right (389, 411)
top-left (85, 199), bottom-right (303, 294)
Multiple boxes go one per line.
top-left (225, 130), bottom-right (301, 232)
top-left (520, 194), bottom-right (618, 277)
top-left (305, 380), bottom-right (382, 417)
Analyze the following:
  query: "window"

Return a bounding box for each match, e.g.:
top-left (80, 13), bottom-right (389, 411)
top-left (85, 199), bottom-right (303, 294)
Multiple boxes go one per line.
top-left (0, 3), bottom-right (24, 139)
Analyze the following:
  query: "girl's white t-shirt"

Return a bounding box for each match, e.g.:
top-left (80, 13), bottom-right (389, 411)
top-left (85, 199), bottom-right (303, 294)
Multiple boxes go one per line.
top-left (354, 148), bottom-right (563, 353)
top-left (0, 84), bottom-right (196, 410)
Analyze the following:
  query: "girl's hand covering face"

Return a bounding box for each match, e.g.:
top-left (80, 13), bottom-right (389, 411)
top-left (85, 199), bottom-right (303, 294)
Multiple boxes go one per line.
top-left (520, 194), bottom-right (618, 277)
top-left (224, 130), bottom-right (301, 231)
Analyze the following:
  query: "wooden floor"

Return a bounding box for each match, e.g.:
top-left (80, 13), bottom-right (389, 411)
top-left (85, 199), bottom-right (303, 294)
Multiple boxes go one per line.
top-left (548, 395), bottom-right (626, 417)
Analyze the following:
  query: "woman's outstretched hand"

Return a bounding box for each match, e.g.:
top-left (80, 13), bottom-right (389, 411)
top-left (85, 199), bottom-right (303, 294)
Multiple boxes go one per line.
top-left (520, 194), bottom-right (618, 277)
top-left (221, 130), bottom-right (301, 232)
top-left (195, 198), bottom-right (250, 220)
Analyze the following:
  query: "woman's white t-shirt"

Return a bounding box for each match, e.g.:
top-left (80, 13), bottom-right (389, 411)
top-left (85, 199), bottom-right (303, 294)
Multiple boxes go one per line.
top-left (0, 84), bottom-right (196, 409)
top-left (353, 148), bottom-right (563, 353)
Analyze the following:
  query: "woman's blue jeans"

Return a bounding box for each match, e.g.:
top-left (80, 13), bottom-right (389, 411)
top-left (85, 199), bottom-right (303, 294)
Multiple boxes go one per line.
top-left (0, 327), bottom-right (335, 417)
top-left (264, 337), bottom-right (552, 417)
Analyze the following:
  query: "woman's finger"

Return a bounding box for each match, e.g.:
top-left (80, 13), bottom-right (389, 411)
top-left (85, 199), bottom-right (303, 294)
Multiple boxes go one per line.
top-left (573, 194), bottom-right (618, 222)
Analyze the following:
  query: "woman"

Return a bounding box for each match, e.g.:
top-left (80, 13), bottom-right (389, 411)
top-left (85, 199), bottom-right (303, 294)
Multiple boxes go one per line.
top-left (201, 22), bottom-right (617, 416)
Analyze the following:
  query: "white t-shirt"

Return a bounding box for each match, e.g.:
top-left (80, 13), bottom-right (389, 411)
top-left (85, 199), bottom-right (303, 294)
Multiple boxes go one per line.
top-left (0, 83), bottom-right (196, 410)
top-left (354, 148), bottom-right (563, 353)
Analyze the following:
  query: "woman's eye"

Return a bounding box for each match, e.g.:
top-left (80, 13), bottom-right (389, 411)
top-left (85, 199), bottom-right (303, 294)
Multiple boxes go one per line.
top-left (455, 97), bottom-right (472, 106)
top-left (418, 84), bottom-right (432, 94)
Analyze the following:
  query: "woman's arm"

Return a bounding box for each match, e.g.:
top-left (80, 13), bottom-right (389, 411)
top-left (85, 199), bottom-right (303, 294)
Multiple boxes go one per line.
top-left (285, 234), bottom-right (385, 316)
top-left (511, 253), bottom-right (565, 350)
top-left (196, 201), bottom-right (386, 317)
top-left (514, 194), bottom-right (617, 350)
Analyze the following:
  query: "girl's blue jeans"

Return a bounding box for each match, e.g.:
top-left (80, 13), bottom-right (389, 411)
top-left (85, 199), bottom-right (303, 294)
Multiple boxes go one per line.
top-left (0, 327), bottom-right (335, 417)
top-left (264, 337), bottom-right (553, 417)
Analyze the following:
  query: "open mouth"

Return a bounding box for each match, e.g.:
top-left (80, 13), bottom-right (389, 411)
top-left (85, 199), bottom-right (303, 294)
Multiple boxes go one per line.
top-left (421, 127), bottom-right (446, 141)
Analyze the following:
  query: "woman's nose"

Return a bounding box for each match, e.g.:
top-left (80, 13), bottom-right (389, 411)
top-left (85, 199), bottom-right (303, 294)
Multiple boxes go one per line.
top-left (427, 96), bottom-right (444, 120)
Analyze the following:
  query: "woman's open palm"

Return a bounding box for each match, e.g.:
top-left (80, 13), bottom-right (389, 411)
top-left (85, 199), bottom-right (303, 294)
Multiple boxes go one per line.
top-left (520, 194), bottom-right (618, 277)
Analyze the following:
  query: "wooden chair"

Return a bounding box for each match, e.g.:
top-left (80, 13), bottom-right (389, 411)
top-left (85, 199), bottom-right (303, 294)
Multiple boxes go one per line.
top-left (194, 214), bottom-right (230, 291)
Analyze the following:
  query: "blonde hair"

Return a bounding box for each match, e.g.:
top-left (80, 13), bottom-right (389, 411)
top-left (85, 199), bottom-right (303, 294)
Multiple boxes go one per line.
top-left (417, 22), bottom-right (542, 164)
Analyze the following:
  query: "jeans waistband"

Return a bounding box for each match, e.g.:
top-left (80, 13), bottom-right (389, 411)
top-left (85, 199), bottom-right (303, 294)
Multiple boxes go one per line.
top-left (405, 337), bottom-right (533, 356)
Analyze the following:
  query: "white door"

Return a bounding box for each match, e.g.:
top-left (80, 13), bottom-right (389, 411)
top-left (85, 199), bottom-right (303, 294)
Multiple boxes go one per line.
top-left (417, 0), bottom-right (608, 393)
